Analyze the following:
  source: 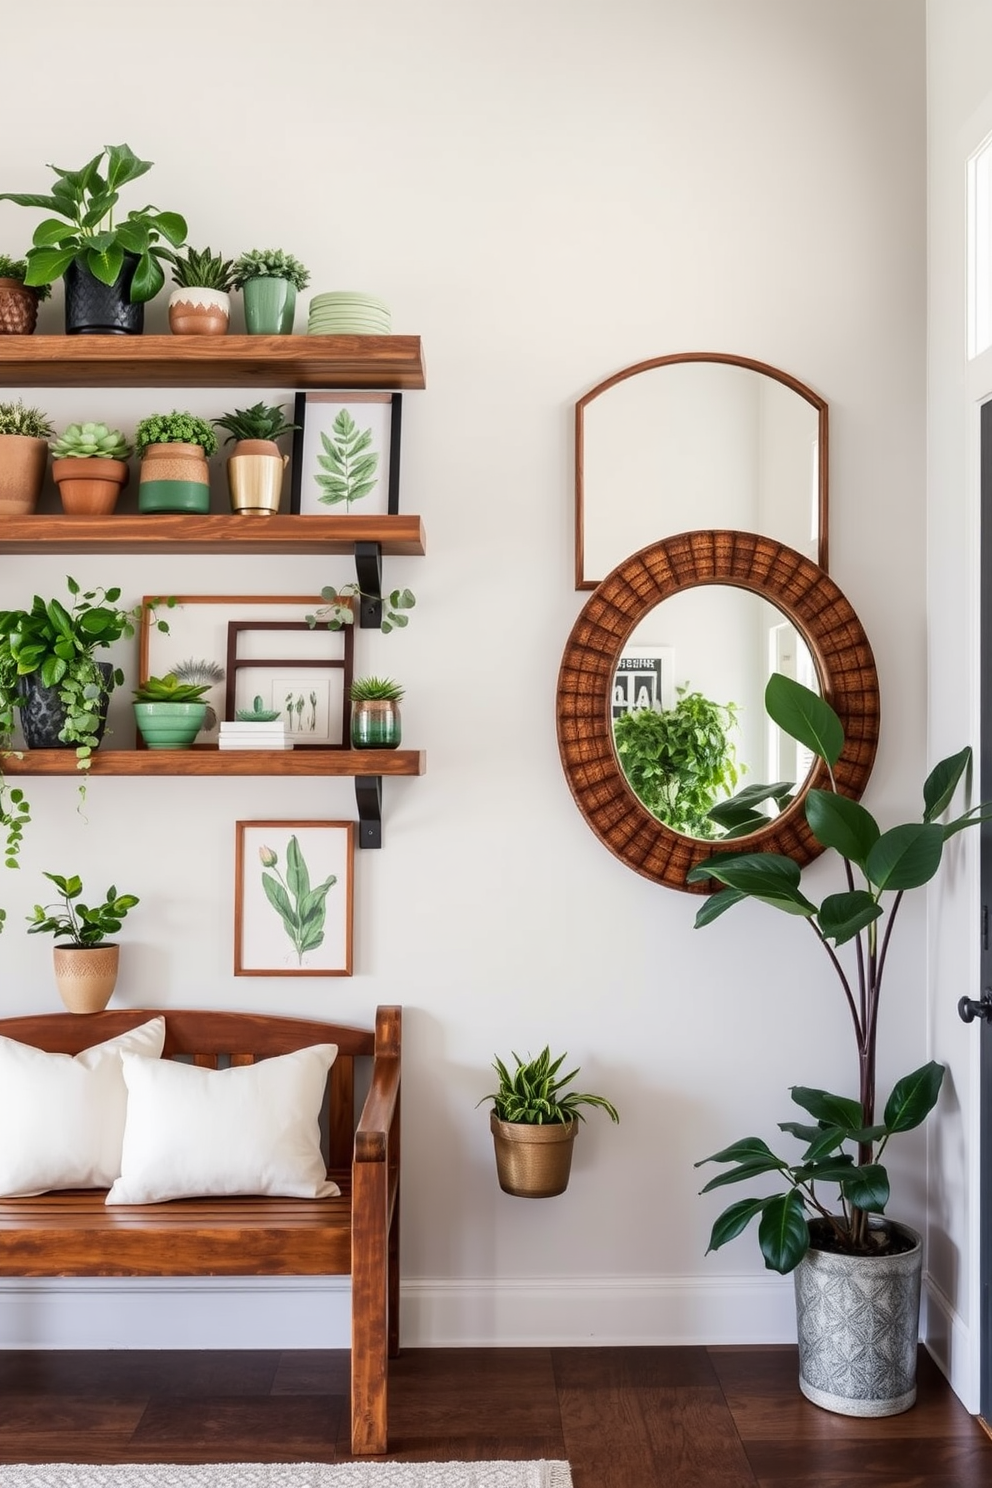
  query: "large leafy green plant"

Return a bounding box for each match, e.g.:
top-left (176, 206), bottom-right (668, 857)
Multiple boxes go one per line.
top-left (0, 143), bottom-right (187, 303)
top-left (613, 686), bottom-right (741, 837)
top-left (689, 673), bottom-right (992, 1274)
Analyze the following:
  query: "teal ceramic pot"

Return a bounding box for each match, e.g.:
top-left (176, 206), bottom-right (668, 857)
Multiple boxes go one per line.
top-left (242, 276), bottom-right (297, 334)
top-left (137, 442), bottom-right (211, 513)
top-left (351, 699), bottom-right (401, 749)
top-left (138, 481), bottom-right (211, 513)
top-left (134, 700), bottom-right (207, 749)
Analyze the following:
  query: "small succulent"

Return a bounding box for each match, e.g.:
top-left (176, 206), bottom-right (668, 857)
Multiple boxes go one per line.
top-left (166, 245), bottom-right (235, 293)
top-left (50, 422), bottom-right (132, 460)
top-left (134, 411), bottom-right (218, 458)
top-left (235, 694), bottom-right (282, 722)
top-left (231, 248), bottom-right (310, 292)
top-left (0, 399), bottom-right (54, 438)
top-left (132, 672), bottom-right (211, 703)
top-left (350, 675), bottom-right (405, 702)
top-left (213, 401), bottom-right (300, 445)
top-left (0, 254), bottom-right (51, 300)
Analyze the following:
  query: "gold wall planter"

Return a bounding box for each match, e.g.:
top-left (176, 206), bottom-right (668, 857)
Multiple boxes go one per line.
top-left (490, 1113), bottom-right (577, 1198)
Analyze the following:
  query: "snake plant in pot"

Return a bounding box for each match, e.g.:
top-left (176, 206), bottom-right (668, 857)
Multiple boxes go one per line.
top-left (479, 1046), bottom-right (619, 1198)
top-left (688, 672), bottom-right (992, 1417)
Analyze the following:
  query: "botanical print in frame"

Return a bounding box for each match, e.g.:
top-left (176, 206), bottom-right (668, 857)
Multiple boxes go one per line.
top-left (289, 391), bottom-right (402, 516)
top-left (235, 821), bottom-right (354, 977)
top-left (610, 645), bottom-right (676, 720)
top-left (139, 596), bottom-right (353, 747)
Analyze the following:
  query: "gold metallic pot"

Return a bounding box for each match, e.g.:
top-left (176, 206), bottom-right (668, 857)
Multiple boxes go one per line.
top-left (226, 440), bottom-right (289, 515)
top-left (489, 1112), bottom-right (577, 1198)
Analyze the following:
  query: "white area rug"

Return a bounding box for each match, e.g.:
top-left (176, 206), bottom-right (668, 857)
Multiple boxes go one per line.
top-left (0, 1466), bottom-right (572, 1488)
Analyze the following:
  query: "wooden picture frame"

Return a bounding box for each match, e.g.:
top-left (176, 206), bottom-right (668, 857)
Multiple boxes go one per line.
top-left (290, 391), bottom-right (402, 516)
top-left (235, 820), bottom-right (354, 977)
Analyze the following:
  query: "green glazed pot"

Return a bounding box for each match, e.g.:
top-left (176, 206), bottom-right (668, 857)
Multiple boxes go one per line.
top-left (242, 276), bottom-right (297, 334)
top-left (351, 699), bottom-right (402, 749)
top-left (134, 700), bottom-right (207, 749)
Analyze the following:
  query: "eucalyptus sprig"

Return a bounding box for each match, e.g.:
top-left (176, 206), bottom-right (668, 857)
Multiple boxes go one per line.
top-left (307, 583), bottom-right (416, 636)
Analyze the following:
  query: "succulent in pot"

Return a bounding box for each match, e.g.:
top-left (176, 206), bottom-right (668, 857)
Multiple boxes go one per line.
top-left (0, 143), bottom-right (187, 334)
top-left (231, 248), bottom-right (310, 335)
top-left (213, 401), bottom-right (300, 516)
top-left (26, 869), bottom-right (140, 1013)
top-left (134, 410), bottom-right (217, 515)
top-left (164, 245), bottom-right (235, 335)
top-left (479, 1046), bottom-right (620, 1198)
top-left (0, 252), bottom-right (52, 335)
top-left (0, 399), bottom-right (53, 516)
top-left (132, 672), bottom-right (210, 750)
top-left (349, 675), bottom-right (404, 750)
top-left (49, 421), bottom-right (132, 516)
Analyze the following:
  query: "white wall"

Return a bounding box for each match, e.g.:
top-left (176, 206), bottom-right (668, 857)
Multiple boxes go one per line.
top-left (0, 0), bottom-right (928, 1353)
top-left (925, 0), bottom-right (992, 1414)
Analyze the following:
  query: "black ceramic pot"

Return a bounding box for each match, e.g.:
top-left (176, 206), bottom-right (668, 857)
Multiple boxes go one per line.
top-left (64, 256), bottom-right (143, 336)
top-left (16, 663), bottom-right (114, 748)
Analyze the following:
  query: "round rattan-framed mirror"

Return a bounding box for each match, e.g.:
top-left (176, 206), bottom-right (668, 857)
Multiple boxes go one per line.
top-left (556, 531), bottom-right (880, 892)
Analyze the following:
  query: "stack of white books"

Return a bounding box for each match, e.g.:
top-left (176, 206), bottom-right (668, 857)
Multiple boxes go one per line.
top-left (218, 721), bottom-right (294, 751)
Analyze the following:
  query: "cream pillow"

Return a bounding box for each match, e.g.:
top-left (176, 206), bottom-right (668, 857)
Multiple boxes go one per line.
top-left (107, 1043), bottom-right (340, 1204)
top-left (0, 1017), bottom-right (167, 1197)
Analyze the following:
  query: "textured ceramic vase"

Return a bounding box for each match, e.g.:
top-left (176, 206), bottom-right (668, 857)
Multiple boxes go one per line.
top-left (242, 276), bottom-right (297, 334)
top-left (794, 1219), bottom-right (923, 1417)
top-left (168, 288), bottom-right (231, 335)
top-left (0, 433), bottom-right (48, 514)
top-left (0, 278), bottom-right (39, 334)
top-left (489, 1113), bottom-right (577, 1198)
top-left (52, 456), bottom-right (129, 515)
top-left (16, 662), bottom-right (113, 749)
top-left (351, 699), bottom-right (402, 749)
top-left (134, 700), bottom-right (206, 749)
top-left (53, 944), bottom-right (119, 1013)
top-left (138, 441), bottom-right (211, 513)
top-left (64, 256), bottom-right (143, 335)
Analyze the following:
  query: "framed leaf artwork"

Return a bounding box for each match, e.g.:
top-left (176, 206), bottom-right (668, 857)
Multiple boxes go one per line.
top-left (235, 821), bottom-right (354, 976)
top-left (289, 391), bottom-right (402, 516)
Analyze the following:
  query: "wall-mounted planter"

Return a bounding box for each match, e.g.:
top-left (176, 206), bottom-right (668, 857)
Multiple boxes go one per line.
top-left (489, 1113), bottom-right (577, 1198)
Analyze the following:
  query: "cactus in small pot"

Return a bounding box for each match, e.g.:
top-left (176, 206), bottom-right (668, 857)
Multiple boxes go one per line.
top-left (231, 248), bottom-right (310, 335)
top-left (165, 245), bottom-right (235, 335)
top-left (0, 400), bottom-right (53, 515)
top-left (50, 422), bottom-right (132, 515)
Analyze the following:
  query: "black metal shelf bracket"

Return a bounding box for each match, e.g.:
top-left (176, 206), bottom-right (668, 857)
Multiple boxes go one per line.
top-left (355, 775), bottom-right (383, 849)
top-left (354, 541), bottom-right (383, 629)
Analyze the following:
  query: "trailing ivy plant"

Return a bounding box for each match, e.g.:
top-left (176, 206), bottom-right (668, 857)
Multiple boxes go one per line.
top-left (612, 686), bottom-right (742, 838)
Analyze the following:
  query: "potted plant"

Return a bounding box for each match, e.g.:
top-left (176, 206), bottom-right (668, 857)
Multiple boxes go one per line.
top-left (163, 245), bottom-right (235, 335)
top-left (479, 1046), bottom-right (619, 1198)
top-left (212, 401), bottom-right (299, 515)
top-left (231, 248), bottom-right (310, 335)
top-left (49, 422), bottom-right (132, 515)
top-left (132, 672), bottom-right (209, 749)
top-left (26, 870), bottom-right (139, 1012)
top-left (612, 685), bottom-right (742, 837)
top-left (0, 143), bottom-right (187, 334)
top-left (135, 410), bottom-right (217, 514)
top-left (688, 672), bottom-right (992, 1417)
top-left (350, 675), bottom-right (404, 749)
top-left (0, 399), bottom-right (53, 516)
top-left (0, 253), bottom-right (51, 334)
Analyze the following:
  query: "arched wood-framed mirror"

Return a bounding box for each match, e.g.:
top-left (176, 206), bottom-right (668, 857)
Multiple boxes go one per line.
top-left (575, 352), bottom-right (829, 589)
top-left (557, 531), bottom-right (879, 892)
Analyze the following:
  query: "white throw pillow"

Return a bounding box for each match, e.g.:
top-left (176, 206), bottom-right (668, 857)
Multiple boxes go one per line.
top-left (107, 1043), bottom-right (340, 1204)
top-left (0, 1017), bottom-right (167, 1197)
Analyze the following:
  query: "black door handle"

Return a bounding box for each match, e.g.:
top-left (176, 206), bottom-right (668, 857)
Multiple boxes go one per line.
top-left (958, 990), bottom-right (992, 1024)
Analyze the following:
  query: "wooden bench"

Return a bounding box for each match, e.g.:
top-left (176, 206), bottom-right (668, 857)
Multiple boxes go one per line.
top-left (0, 1003), bottom-right (401, 1456)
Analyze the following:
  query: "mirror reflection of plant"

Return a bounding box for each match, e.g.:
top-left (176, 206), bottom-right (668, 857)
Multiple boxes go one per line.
top-left (315, 409), bottom-right (379, 509)
top-left (258, 836), bottom-right (336, 965)
top-left (612, 686), bottom-right (742, 837)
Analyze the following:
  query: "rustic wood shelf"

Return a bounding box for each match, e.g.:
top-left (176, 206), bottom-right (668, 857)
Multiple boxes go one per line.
top-left (0, 334), bottom-right (426, 390)
top-left (0, 513), bottom-right (426, 557)
top-left (2, 748), bottom-right (426, 778)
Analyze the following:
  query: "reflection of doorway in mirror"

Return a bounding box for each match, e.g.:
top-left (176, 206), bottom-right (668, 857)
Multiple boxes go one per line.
top-left (611, 646), bottom-right (675, 720)
top-left (767, 621), bottom-right (817, 784)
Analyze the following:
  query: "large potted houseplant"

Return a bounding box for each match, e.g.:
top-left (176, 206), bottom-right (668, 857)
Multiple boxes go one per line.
top-left (212, 401), bottom-right (299, 515)
top-left (49, 421), bottom-right (132, 515)
top-left (689, 672), bottom-right (992, 1418)
top-left (26, 870), bottom-right (139, 1012)
top-left (163, 244), bottom-right (235, 335)
top-left (479, 1046), bottom-right (619, 1198)
top-left (231, 248), bottom-right (310, 334)
top-left (135, 410), bottom-right (217, 513)
top-left (0, 253), bottom-right (51, 334)
top-left (0, 143), bottom-right (187, 334)
top-left (0, 399), bottom-right (53, 514)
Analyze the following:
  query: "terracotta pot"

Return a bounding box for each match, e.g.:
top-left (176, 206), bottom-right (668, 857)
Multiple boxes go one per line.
top-left (168, 288), bottom-right (231, 335)
top-left (0, 433), bottom-right (48, 515)
top-left (53, 944), bottom-right (120, 1013)
top-left (0, 277), bottom-right (40, 335)
top-left (489, 1113), bottom-right (577, 1198)
top-left (138, 441), bottom-right (211, 513)
top-left (52, 456), bottom-right (130, 515)
top-left (226, 439), bottom-right (288, 515)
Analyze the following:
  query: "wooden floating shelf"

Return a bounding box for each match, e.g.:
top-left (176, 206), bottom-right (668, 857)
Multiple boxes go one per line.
top-left (0, 334), bottom-right (426, 390)
top-left (0, 512), bottom-right (426, 557)
top-left (2, 749), bottom-right (426, 778)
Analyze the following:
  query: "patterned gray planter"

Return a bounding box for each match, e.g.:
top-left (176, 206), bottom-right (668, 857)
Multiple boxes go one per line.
top-left (794, 1219), bottom-right (922, 1417)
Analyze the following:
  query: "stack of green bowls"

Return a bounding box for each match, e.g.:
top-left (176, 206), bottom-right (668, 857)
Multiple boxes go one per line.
top-left (308, 292), bottom-right (391, 335)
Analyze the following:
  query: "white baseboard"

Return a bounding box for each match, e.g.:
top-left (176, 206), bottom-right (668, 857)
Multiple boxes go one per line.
top-left (0, 1273), bottom-right (796, 1350)
top-left (922, 1270), bottom-right (980, 1412)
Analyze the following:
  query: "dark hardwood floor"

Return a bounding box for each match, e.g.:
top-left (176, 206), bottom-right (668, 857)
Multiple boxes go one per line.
top-left (0, 1345), bottom-right (989, 1486)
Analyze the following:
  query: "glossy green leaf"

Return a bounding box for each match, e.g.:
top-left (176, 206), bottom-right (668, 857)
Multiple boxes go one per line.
top-left (757, 1190), bottom-right (811, 1274)
top-left (882, 1061), bottom-right (944, 1133)
top-left (804, 791), bottom-right (880, 865)
top-left (839, 1163), bottom-right (889, 1211)
top-left (765, 674), bottom-right (843, 768)
top-left (692, 886), bottom-right (747, 927)
top-left (704, 1197), bottom-right (768, 1253)
top-left (865, 822), bottom-right (945, 890)
top-left (923, 747), bottom-right (971, 821)
top-left (789, 1086), bottom-right (863, 1130)
top-left (816, 890), bottom-right (882, 946)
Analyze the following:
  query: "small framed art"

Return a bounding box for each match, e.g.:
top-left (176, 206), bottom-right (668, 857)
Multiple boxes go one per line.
top-left (289, 391), bottom-right (402, 516)
top-left (235, 821), bottom-right (354, 977)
